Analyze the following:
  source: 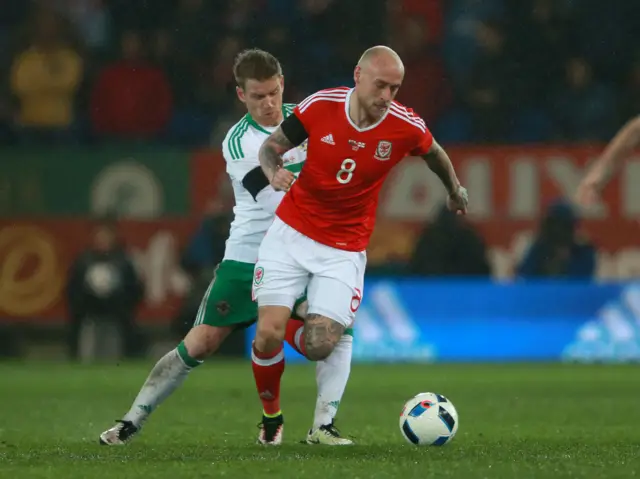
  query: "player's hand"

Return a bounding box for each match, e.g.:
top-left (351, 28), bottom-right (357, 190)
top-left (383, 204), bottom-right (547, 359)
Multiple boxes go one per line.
top-left (271, 166), bottom-right (295, 192)
top-left (446, 186), bottom-right (468, 215)
top-left (575, 167), bottom-right (605, 207)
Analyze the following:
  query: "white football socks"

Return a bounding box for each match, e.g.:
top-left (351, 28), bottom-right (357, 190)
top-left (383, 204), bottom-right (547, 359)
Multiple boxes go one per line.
top-left (313, 334), bottom-right (353, 430)
top-left (122, 344), bottom-right (201, 427)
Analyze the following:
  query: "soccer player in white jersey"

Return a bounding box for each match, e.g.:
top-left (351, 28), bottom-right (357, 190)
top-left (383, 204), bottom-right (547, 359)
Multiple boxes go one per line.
top-left (576, 115), bottom-right (640, 206)
top-left (99, 49), bottom-right (353, 446)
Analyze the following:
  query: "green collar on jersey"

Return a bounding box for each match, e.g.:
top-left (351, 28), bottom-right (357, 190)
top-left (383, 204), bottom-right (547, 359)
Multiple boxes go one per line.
top-left (245, 104), bottom-right (295, 135)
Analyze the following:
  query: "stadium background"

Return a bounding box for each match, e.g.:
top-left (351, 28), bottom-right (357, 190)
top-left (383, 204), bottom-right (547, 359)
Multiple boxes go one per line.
top-left (2, 2), bottom-right (640, 477)
top-left (2, 0), bottom-right (639, 362)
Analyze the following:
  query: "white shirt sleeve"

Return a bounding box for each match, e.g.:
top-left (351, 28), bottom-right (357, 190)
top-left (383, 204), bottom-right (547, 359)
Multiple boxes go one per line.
top-left (222, 128), bottom-right (284, 212)
top-left (223, 135), bottom-right (261, 182)
top-left (255, 187), bottom-right (285, 214)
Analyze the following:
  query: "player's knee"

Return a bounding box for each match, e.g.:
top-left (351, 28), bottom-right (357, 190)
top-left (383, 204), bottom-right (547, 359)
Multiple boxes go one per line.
top-left (304, 315), bottom-right (344, 361)
top-left (255, 306), bottom-right (289, 350)
top-left (183, 325), bottom-right (231, 360)
top-left (305, 340), bottom-right (335, 361)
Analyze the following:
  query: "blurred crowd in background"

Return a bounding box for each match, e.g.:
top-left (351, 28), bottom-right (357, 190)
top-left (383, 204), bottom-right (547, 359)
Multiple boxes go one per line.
top-left (0, 0), bottom-right (638, 147)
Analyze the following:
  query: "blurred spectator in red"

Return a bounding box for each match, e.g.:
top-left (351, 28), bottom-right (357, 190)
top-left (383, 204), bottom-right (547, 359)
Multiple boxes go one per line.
top-left (90, 30), bottom-right (172, 140)
top-left (392, 17), bottom-right (450, 125)
top-left (10, 7), bottom-right (83, 144)
top-left (550, 57), bottom-right (617, 143)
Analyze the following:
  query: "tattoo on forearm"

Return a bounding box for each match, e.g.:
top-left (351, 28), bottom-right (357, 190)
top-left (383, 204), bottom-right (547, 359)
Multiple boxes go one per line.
top-left (259, 128), bottom-right (293, 179)
top-left (422, 142), bottom-right (457, 194)
top-left (304, 314), bottom-right (344, 351)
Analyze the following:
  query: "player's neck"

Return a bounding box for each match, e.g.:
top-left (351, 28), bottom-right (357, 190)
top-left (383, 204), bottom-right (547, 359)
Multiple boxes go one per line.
top-left (348, 94), bottom-right (379, 129)
top-left (255, 113), bottom-right (283, 128)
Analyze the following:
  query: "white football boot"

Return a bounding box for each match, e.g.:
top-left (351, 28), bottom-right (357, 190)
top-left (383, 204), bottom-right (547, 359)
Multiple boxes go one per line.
top-left (306, 422), bottom-right (353, 445)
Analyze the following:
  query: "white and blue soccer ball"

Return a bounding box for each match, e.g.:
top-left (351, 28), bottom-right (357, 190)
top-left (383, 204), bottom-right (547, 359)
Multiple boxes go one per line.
top-left (399, 392), bottom-right (459, 446)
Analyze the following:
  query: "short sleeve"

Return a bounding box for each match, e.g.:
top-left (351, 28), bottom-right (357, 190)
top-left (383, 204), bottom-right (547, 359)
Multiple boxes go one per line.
top-left (292, 88), bottom-right (334, 134)
top-left (406, 111), bottom-right (434, 156)
top-left (222, 129), bottom-right (260, 182)
top-left (293, 103), bottom-right (314, 134)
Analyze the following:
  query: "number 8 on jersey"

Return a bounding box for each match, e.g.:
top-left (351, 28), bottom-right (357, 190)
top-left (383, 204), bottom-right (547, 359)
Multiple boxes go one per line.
top-left (336, 158), bottom-right (356, 184)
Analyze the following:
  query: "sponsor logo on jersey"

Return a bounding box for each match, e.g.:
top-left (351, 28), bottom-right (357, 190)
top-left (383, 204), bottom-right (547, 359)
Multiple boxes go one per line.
top-left (349, 139), bottom-right (366, 151)
top-left (321, 133), bottom-right (335, 145)
top-left (374, 140), bottom-right (392, 161)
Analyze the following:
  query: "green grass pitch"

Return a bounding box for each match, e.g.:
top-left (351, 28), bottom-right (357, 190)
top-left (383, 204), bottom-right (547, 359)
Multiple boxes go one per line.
top-left (1, 361), bottom-right (639, 478)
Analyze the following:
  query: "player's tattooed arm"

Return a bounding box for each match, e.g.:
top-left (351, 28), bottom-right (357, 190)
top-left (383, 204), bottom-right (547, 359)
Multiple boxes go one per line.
top-left (421, 140), bottom-right (460, 194)
top-left (259, 127), bottom-right (296, 191)
top-left (259, 127), bottom-right (293, 179)
top-left (304, 314), bottom-right (345, 361)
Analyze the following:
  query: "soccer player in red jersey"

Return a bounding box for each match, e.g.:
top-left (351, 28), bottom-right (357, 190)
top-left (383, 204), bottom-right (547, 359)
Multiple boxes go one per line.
top-left (250, 45), bottom-right (468, 444)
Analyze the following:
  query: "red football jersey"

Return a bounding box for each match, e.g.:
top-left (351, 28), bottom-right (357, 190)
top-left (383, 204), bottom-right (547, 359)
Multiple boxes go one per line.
top-left (276, 87), bottom-right (434, 252)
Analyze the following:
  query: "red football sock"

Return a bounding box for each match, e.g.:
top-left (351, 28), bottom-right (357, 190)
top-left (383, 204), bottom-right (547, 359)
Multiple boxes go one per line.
top-left (284, 319), bottom-right (307, 357)
top-left (251, 341), bottom-right (285, 416)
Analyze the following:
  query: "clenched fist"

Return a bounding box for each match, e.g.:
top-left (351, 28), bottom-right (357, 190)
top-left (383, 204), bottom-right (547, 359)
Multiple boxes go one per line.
top-left (271, 166), bottom-right (295, 192)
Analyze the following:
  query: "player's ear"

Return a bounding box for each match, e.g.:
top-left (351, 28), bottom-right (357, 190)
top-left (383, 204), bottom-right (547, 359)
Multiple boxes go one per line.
top-left (279, 75), bottom-right (285, 93)
top-left (236, 86), bottom-right (246, 104)
top-left (354, 65), bottom-right (361, 85)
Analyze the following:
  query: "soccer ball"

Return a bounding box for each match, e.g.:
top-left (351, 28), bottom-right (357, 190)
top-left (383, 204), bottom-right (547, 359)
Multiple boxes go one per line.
top-left (399, 392), bottom-right (459, 446)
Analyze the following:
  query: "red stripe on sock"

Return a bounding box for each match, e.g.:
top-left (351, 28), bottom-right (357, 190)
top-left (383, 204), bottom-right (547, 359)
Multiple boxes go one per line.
top-left (284, 319), bottom-right (306, 356)
top-left (252, 341), bottom-right (285, 416)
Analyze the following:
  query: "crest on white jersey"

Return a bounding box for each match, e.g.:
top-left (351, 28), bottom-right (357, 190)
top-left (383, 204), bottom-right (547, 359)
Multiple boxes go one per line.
top-left (374, 140), bottom-right (392, 161)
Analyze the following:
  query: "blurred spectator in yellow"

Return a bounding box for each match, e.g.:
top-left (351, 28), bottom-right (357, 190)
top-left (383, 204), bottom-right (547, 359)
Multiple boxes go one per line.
top-left (90, 30), bottom-right (172, 140)
top-left (10, 7), bottom-right (82, 144)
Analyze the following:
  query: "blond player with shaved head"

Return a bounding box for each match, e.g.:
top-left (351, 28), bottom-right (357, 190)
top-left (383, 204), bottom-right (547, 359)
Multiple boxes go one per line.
top-left (248, 45), bottom-right (469, 445)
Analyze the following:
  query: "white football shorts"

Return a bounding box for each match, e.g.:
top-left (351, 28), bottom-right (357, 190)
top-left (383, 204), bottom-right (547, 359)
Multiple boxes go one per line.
top-left (252, 217), bottom-right (366, 328)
